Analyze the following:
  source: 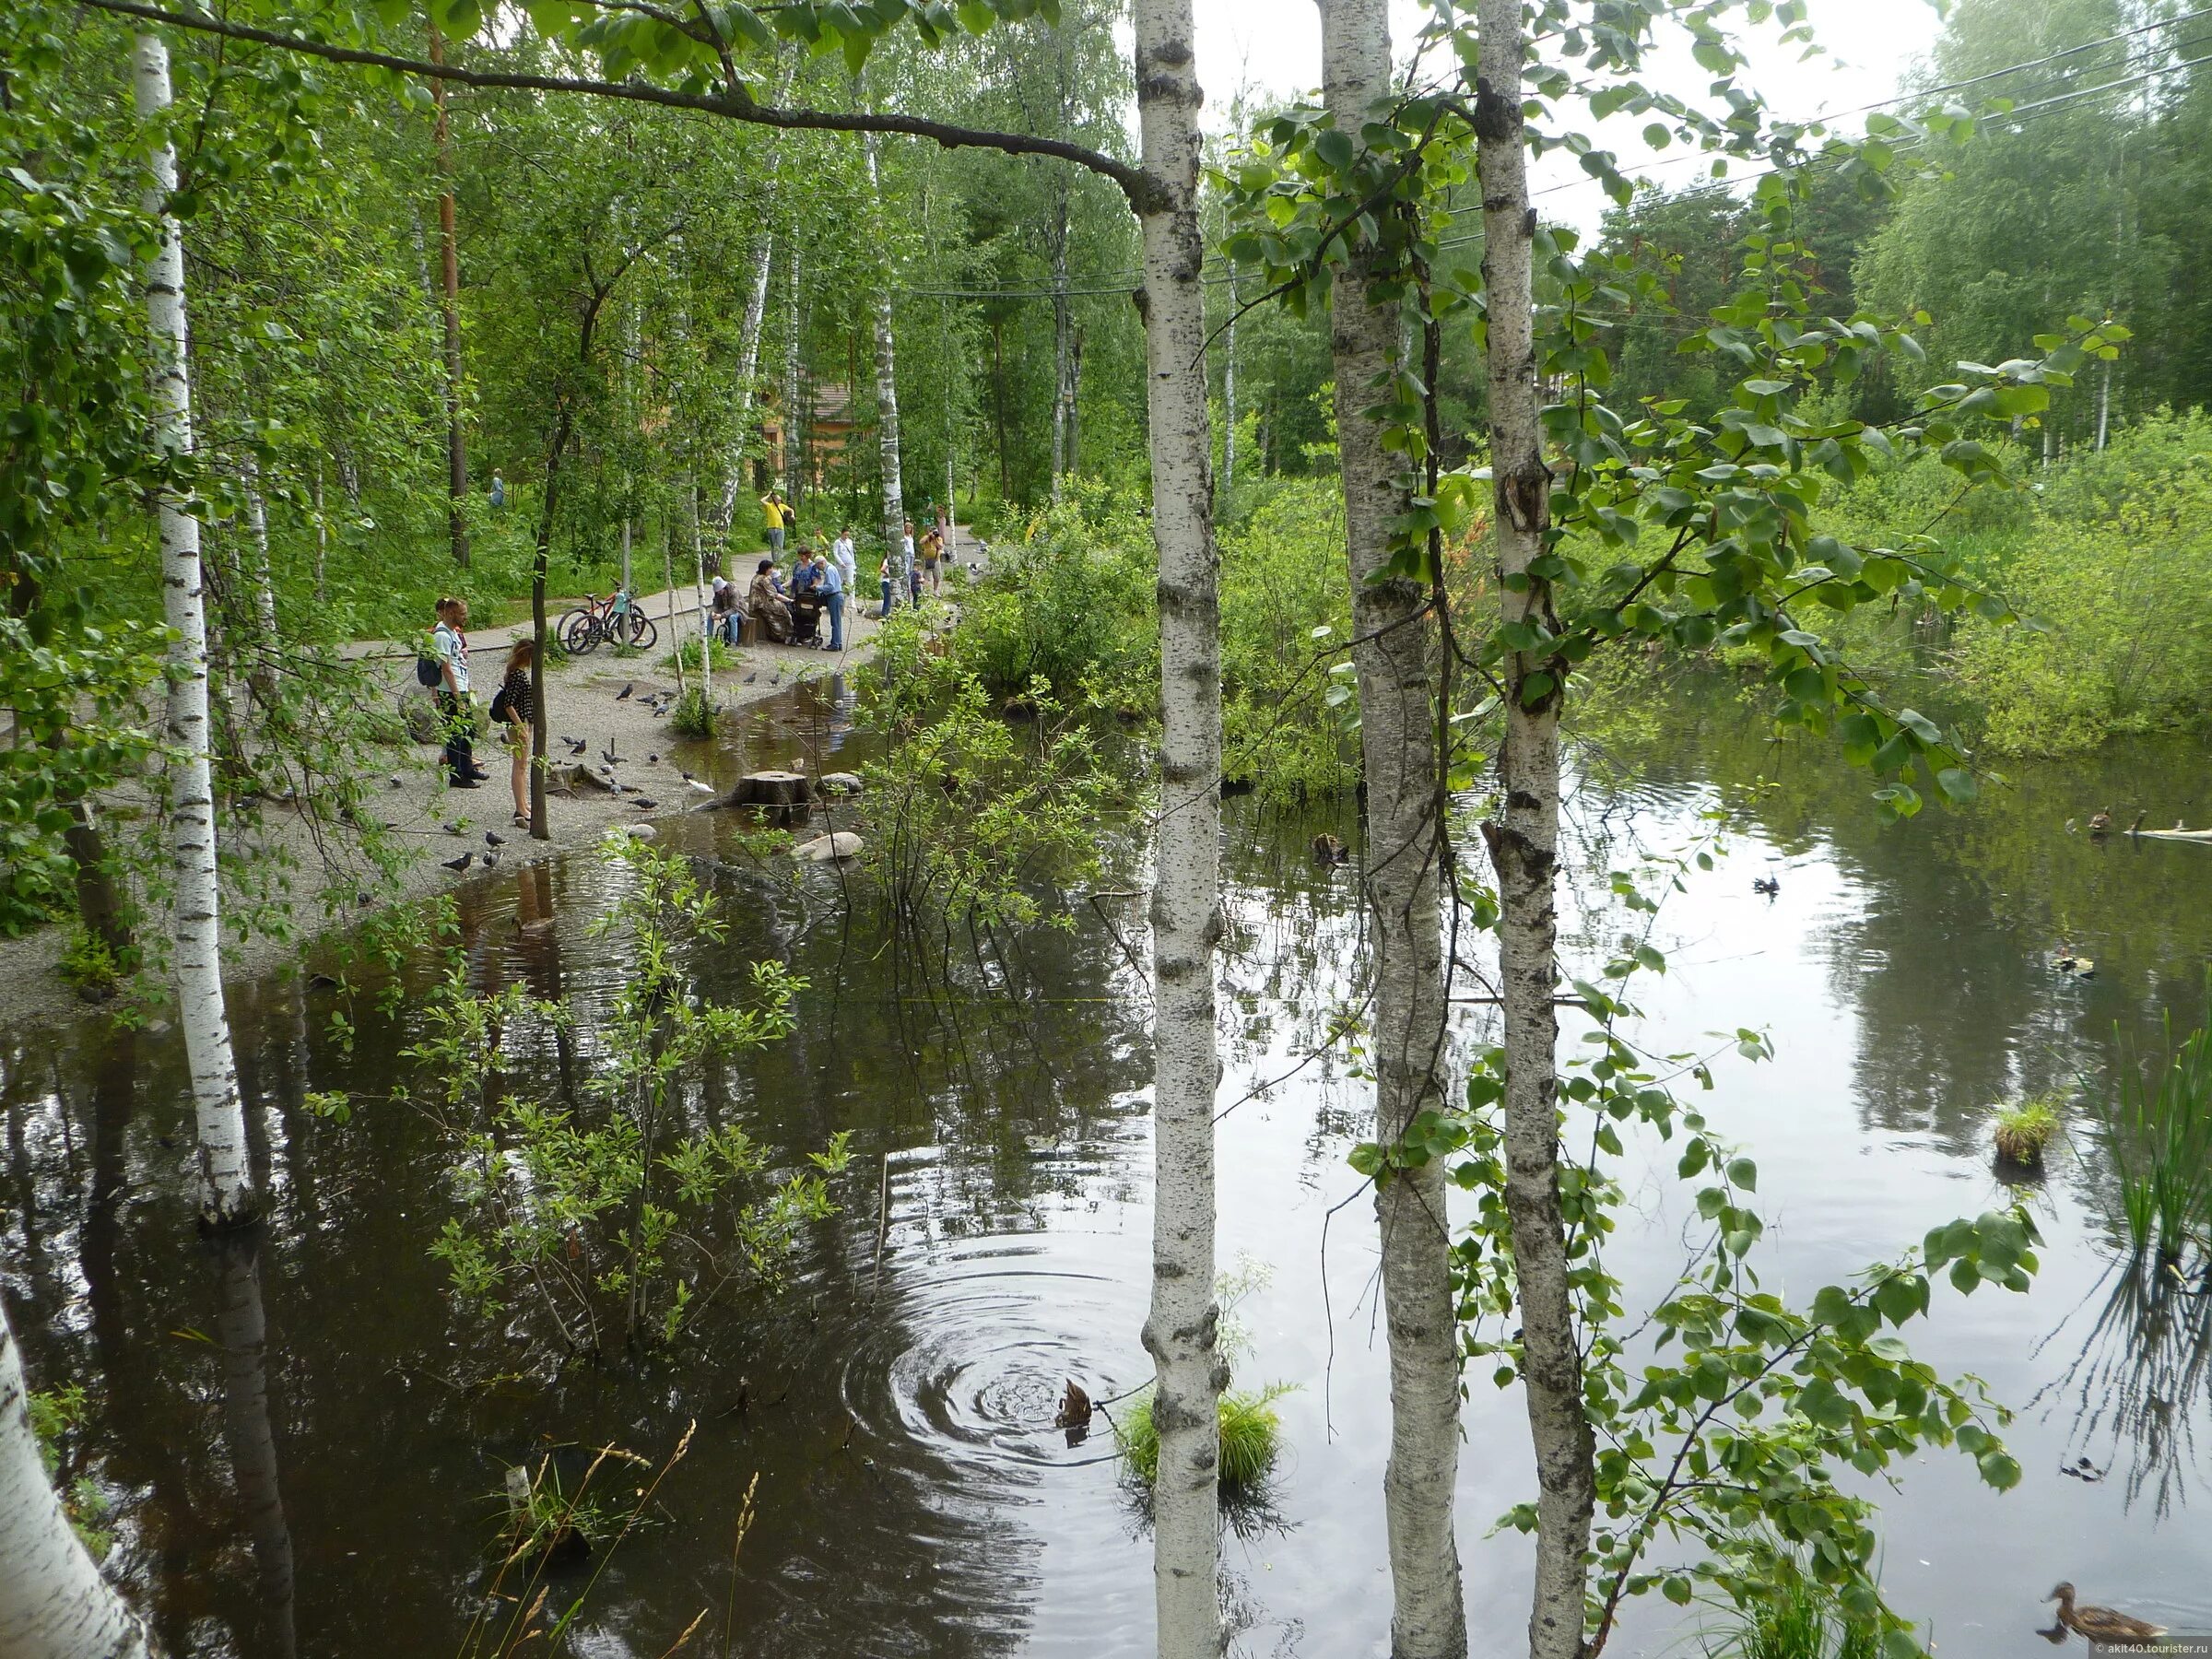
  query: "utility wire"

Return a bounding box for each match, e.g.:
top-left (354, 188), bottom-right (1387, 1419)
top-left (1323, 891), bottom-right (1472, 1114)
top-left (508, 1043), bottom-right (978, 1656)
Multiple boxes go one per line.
top-left (895, 17), bottom-right (2212, 300)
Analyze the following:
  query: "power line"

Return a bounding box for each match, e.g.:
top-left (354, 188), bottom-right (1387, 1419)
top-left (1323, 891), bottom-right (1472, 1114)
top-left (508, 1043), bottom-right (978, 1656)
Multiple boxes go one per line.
top-left (894, 18), bottom-right (2212, 300)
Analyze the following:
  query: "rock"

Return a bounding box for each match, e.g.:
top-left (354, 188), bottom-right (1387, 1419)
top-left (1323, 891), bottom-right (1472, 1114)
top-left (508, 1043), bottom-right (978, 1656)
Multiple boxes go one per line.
top-left (793, 831), bottom-right (863, 862)
top-left (818, 771), bottom-right (865, 795)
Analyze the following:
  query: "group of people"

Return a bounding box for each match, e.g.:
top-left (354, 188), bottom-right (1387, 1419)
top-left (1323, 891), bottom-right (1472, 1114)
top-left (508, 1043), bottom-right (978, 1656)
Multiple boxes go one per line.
top-left (428, 596), bottom-right (536, 826)
top-left (712, 529), bottom-right (857, 652)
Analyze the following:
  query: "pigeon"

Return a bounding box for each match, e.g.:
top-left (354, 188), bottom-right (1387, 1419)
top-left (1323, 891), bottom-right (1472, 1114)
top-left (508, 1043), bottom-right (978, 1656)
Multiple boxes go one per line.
top-left (647, 754), bottom-right (659, 765)
top-left (616, 683), bottom-right (635, 700)
top-left (485, 831), bottom-right (506, 847)
top-left (682, 772), bottom-right (713, 793)
top-left (564, 736), bottom-right (588, 756)
top-left (388, 774), bottom-right (405, 790)
top-left (1752, 875), bottom-right (1780, 896)
top-left (355, 891), bottom-right (374, 908)
top-left (482, 851), bottom-right (500, 870)
top-left (441, 852), bottom-right (475, 873)
top-left (602, 747), bottom-right (624, 767)
top-left (744, 673), bottom-right (759, 685)
top-left (631, 797), bottom-right (659, 810)
top-left (445, 821), bottom-right (468, 838)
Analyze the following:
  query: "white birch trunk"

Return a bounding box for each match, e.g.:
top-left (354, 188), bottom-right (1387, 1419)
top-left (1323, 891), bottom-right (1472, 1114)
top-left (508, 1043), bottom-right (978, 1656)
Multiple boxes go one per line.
top-left (1472, 8), bottom-right (1593, 1657)
top-left (0, 1300), bottom-right (157, 1659)
top-left (1221, 274), bottom-right (1237, 500)
top-left (311, 455), bottom-right (328, 606)
top-left (1319, 5), bottom-right (1468, 1653)
top-left (864, 131), bottom-right (907, 569)
top-left (784, 246), bottom-right (805, 503)
top-left (240, 452), bottom-right (278, 703)
top-left (135, 30), bottom-right (255, 1230)
top-left (713, 64), bottom-right (794, 535)
top-left (1133, 6), bottom-right (1224, 1655)
top-left (1050, 172), bottom-right (1073, 500)
top-left (688, 481), bottom-right (712, 701)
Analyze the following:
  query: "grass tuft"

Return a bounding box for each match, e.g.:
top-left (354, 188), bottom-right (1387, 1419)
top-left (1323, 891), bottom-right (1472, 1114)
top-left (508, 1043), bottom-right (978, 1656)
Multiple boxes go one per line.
top-left (1993, 1095), bottom-right (2062, 1166)
top-left (2096, 1004), bottom-right (2212, 1266)
top-left (1706, 1566), bottom-right (1881, 1659)
top-left (1112, 1383), bottom-right (1292, 1490)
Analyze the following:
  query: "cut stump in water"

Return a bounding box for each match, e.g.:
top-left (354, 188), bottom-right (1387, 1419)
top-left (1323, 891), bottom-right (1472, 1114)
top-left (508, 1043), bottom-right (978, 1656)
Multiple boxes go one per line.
top-left (723, 771), bottom-right (811, 810)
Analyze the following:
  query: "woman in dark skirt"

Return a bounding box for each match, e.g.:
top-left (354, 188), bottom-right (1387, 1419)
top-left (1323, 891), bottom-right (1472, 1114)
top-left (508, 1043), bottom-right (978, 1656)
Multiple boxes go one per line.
top-left (497, 638), bottom-right (536, 827)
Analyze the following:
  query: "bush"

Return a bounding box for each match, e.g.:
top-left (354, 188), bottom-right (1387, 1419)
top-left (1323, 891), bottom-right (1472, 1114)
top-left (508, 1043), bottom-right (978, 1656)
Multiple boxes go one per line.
top-left (1992, 1096), bottom-right (2062, 1166)
top-left (668, 685), bottom-right (718, 739)
top-left (1112, 1383), bottom-right (1292, 1490)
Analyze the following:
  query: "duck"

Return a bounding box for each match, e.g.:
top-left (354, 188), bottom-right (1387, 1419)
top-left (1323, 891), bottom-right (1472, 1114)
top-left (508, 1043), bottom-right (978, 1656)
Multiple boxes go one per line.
top-left (1054, 1380), bottom-right (1093, 1430)
top-left (2087, 808), bottom-right (2113, 835)
top-left (2045, 1583), bottom-right (2166, 1647)
top-left (1312, 833), bottom-right (1349, 865)
top-left (1752, 875), bottom-right (1780, 896)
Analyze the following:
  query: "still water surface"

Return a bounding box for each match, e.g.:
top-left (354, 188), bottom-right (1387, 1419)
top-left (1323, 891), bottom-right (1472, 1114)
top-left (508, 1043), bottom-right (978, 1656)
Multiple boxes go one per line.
top-left (4, 677), bottom-right (2210, 1657)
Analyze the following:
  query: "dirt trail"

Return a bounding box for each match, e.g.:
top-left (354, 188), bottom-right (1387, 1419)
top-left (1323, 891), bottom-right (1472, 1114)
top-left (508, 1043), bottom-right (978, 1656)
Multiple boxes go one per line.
top-left (0, 532), bottom-right (989, 1029)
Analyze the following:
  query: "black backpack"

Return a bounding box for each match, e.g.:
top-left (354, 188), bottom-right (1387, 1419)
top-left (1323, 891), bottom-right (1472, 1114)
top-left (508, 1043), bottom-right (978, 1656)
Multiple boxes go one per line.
top-left (416, 652), bottom-right (442, 688)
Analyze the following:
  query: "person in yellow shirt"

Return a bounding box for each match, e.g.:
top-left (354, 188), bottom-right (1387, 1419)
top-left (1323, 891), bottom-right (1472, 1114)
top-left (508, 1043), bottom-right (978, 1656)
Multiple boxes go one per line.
top-left (761, 489), bottom-right (786, 554)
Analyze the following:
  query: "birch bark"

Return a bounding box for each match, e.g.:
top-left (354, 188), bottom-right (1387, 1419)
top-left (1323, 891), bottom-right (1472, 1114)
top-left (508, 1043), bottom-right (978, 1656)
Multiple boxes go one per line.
top-left (1319, 5), bottom-right (1467, 1653)
top-left (714, 63), bottom-right (794, 535)
top-left (135, 29), bottom-right (255, 1230)
top-left (864, 131), bottom-right (907, 569)
top-left (240, 450), bottom-right (278, 701)
top-left (0, 1299), bottom-right (157, 1659)
top-left (429, 24), bottom-right (470, 568)
top-left (1472, 8), bottom-right (1594, 1657)
top-left (784, 245), bottom-right (805, 504)
top-left (1133, 5), bottom-right (1224, 1655)
top-left (1050, 169), bottom-right (1074, 500)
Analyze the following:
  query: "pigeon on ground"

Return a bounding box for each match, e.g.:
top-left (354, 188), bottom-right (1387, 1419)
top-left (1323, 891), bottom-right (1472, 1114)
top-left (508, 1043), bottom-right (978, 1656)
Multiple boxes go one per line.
top-left (388, 775), bottom-right (405, 790)
top-left (744, 673), bottom-right (759, 685)
top-left (482, 851), bottom-right (500, 869)
top-left (682, 772), bottom-right (712, 793)
top-left (647, 754), bottom-right (659, 765)
top-left (632, 797), bottom-right (659, 810)
top-left (485, 831), bottom-right (506, 847)
top-left (616, 683), bottom-right (635, 700)
top-left (441, 852), bottom-right (475, 872)
top-left (444, 821), bottom-right (467, 838)
top-left (562, 735), bottom-right (587, 753)
top-left (602, 747), bottom-right (623, 767)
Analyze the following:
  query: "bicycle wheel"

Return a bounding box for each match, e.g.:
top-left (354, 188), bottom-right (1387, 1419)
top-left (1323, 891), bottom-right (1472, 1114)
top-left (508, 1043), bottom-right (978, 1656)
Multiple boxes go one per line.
top-left (560, 609), bottom-right (600, 655)
top-left (625, 612), bottom-right (658, 651)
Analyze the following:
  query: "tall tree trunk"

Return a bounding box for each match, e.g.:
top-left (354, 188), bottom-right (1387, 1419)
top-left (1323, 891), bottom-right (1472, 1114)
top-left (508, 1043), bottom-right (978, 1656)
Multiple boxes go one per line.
top-left (991, 316), bottom-right (1011, 501)
top-left (239, 451), bottom-right (278, 702)
top-left (1472, 9), bottom-right (1592, 1659)
top-left (1222, 272), bottom-right (1238, 499)
top-left (0, 1298), bottom-right (157, 1659)
top-left (527, 413), bottom-right (571, 844)
top-left (135, 30), bottom-right (255, 1230)
top-left (310, 455), bottom-right (328, 605)
top-left (1132, 5), bottom-right (1224, 1654)
top-left (1320, 6), bottom-right (1468, 1654)
top-left (784, 245), bottom-right (805, 506)
top-left (713, 63), bottom-right (794, 535)
top-left (1050, 170), bottom-right (1073, 501)
top-left (864, 132), bottom-right (907, 568)
top-left (428, 25), bottom-right (470, 568)
top-left (688, 480), bottom-right (712, 703)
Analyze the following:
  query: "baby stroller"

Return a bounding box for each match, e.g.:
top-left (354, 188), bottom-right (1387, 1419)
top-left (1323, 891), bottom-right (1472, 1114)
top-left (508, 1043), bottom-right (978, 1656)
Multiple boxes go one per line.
top-left (790, 591), bottom-right (826, 646)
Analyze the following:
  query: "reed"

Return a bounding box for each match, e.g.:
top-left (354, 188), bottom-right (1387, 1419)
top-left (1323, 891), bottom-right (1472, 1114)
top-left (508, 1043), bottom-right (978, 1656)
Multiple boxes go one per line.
top-left (1705, 1568), bottom-right (1881, 1659)
top-left (2097, 1010), bottom-right (2212, 1266)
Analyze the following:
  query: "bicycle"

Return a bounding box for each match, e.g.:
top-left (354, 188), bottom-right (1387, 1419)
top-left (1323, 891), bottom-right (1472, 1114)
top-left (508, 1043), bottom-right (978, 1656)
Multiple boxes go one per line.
top-left (557, 588), bottom-right (657, 655)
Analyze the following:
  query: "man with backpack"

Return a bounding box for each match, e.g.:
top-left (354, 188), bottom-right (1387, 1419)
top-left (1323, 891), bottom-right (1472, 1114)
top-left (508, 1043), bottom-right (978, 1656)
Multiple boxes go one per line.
top-left (420, 596), bottom-right (487, 788)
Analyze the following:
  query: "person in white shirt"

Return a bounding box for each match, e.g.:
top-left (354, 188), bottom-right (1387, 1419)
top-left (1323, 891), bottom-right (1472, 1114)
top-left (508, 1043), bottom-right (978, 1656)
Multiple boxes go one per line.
top-left (832, 529), bottom-right (857, 604)
top-left (900, 520), bottom-right (919, 606)
top-left (432, 596), bottom-right (486, 788)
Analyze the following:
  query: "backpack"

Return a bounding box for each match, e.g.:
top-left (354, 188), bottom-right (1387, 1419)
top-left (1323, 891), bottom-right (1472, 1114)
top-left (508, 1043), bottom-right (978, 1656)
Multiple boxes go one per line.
top-left (416, 651), bottom-right (443, 688)
top-left (489, 684), bottom-right (512, 724)
top-left (781, 503), bottom-right (796, 529)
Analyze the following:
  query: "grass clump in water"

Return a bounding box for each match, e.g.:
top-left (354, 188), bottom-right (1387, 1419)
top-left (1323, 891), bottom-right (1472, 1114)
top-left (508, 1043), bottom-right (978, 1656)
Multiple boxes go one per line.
top-left (1993, 1095), bottom-right (2063, 1167)
top-left (1113, 1383), bottom-right (1292, 1490)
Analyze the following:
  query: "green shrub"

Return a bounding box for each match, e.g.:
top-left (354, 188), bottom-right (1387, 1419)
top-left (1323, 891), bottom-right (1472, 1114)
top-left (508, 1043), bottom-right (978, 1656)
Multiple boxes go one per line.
top-left (1993, 1096), bottom-right (2062, 1166)
top-left (1703, 1563), bottom-right (1881, 1659)
top-left (668, 685), bottom-right (718, 739)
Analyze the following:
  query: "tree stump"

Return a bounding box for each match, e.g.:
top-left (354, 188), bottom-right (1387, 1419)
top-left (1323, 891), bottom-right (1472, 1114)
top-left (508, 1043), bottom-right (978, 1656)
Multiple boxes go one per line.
top-left (724, 771), bottom-right (812, 810)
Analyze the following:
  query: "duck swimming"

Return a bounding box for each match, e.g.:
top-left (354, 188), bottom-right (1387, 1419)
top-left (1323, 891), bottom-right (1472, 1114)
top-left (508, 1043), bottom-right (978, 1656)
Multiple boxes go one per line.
top-left (2045, 1583), bottom-right (2166, 1646)
top-left (1752, 875), bottom-right (1780, 896)
top-left (2087, 808), bottom-right (2113, 835)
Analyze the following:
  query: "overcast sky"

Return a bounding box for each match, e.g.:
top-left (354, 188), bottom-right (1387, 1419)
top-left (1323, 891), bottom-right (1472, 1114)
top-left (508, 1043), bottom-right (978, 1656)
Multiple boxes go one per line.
top-left (1189, 0), bottom-right (1949, 229)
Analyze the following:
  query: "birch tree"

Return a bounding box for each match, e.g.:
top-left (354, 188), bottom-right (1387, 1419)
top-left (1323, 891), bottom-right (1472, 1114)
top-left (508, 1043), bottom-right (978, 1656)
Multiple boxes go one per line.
top-left (1315, 10), bottom-right (1469, 1654)
top-left (135, 29), bottom-right (256, 1230)
top-left (864, 129), bottom-right (908, 568)
top-left (0, 1299), bottom-right (157, 1659)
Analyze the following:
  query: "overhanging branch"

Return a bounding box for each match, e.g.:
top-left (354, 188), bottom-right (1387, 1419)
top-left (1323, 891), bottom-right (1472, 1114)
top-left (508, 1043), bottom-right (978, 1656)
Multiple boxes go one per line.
top-left (79, 0), bottom-right (1148, 203)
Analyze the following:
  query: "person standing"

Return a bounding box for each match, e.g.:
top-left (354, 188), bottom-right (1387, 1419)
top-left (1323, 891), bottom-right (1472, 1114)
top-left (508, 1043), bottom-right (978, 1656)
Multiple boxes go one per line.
top-left (818, 546), bottom-right (845, 652)
top-left (494, 637), bottom-right (535, 827)
top-left (760, 488), bottom-right (785, 555)
top-left (432, 597), bottom-right (486, 789)
top-left (921, 526), bottom-right (944, 594)
top-left (900, 519), bottom-right (920, 607)
top-left (489, 470), bottom-right (505, 511)
top-left (877, 552), bottom-right (894, 619)
top-left (832, 525), bottom-right (857, 603)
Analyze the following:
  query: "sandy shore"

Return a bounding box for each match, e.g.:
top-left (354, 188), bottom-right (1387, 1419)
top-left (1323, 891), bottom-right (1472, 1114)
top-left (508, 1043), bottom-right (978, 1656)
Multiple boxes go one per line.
top-left (0, 545), bottom-right (981, 1030)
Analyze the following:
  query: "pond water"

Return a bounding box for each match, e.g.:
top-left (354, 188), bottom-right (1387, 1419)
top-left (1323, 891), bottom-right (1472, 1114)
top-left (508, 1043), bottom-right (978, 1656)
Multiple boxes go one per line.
top-left (5, 676), bottom-right (2211, 1658)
